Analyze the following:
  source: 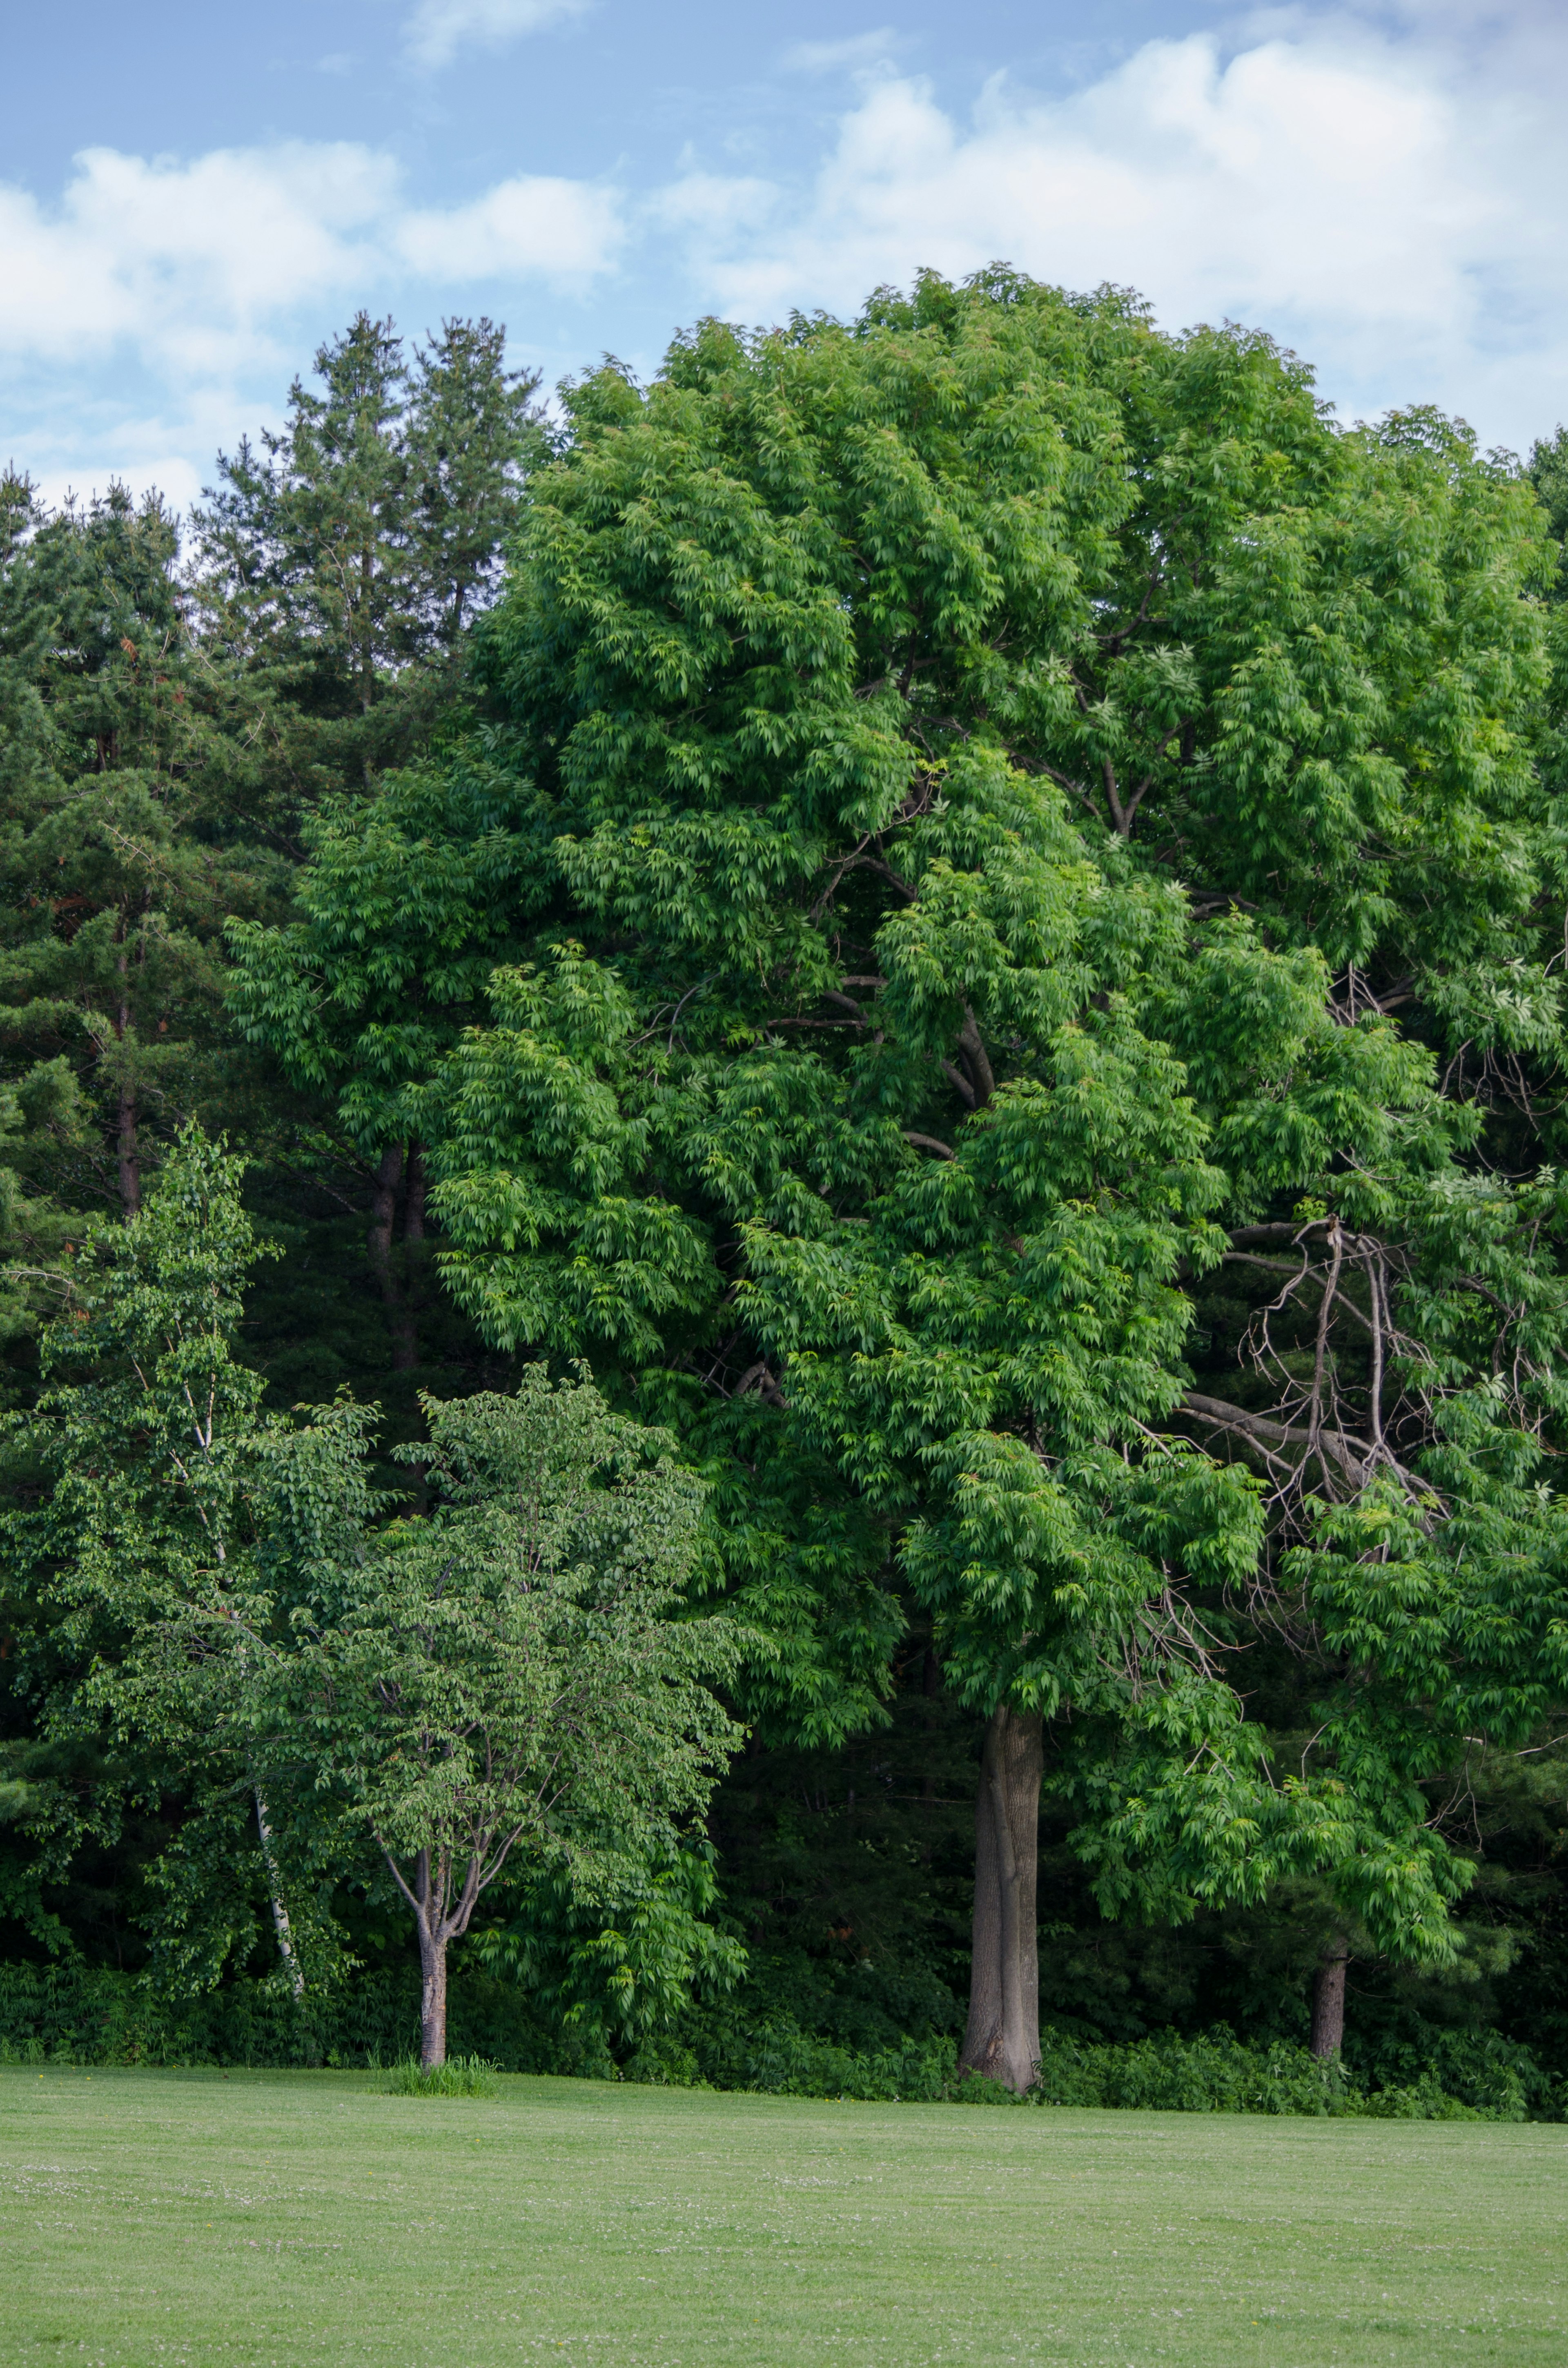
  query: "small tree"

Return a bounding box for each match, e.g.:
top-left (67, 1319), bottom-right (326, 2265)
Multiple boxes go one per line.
top-left (254, 1374), bottom-right (740, 2067)
top-left (0, 1126), bottom-right (321, 1996)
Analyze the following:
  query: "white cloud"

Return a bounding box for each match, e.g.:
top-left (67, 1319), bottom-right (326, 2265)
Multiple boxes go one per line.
top-left (0, 138), bottom-right (625, 506)
top-left (647, 172), bottom-right (777, 240)
top-left (0, 141), bottom-right (623, 388)
top-left (665, 18), bottom-right (1568, 448)
top-left (0, 144), bottom-right (396, 380)
top-left (401, 0), bottom-right (588, 71)
top-left (398, 176), bottom-right (624, 279)
top-left (780, 31), bottom-right (903, 76)
top-left (9, 7), bottom-right (1568, 505)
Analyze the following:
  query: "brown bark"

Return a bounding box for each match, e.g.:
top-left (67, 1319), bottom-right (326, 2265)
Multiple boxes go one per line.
top-left (960, 1704), bottom-right (1043, 2094)
top-left (387, 1844), bottom-right (488, 2069)
top-left (368, 1142), bottom-right (403, 1273)
top-left (367, 1143), bottom-right (419, 1374)
top-left (1310, 1937), bottom-right (1349, 2058)
top-left (116, 1079), bottom-right (141, 1215)
top-left (419, 1922), bottom-right (448, 2069)
top-left (403, 1144), bottom-right (426, 1243)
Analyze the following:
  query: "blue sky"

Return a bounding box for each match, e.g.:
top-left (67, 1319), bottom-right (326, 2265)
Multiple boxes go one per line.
top-left (2, 2), bottom-right (1564, 511)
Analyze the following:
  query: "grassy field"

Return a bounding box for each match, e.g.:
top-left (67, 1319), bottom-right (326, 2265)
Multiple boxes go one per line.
top-left (2, 2066), bottom-right (1564, 2366)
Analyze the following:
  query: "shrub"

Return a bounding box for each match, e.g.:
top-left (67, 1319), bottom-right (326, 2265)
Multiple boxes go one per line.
top-left (0, 1964), bottom-right (1559, 2121)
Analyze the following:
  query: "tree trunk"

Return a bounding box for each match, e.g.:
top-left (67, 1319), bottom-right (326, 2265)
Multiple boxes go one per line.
top-left (960, 1704), bottom-right (1042, 2094)
top-left (418, 1922), bottom-right (448, 2068)
top-left (390, 1843), bottom-right (487, 2071)
top-left (117, 1080), bottom-right (140, 1215)
top-left (1310, 1938), bottom-right (1349, 2058)
top-left (367, 1143), bottom-right (419, 1374)
top-left (368, 1142), bottom-right (402, 1276)
top-left (252, 1784), bottom-right (305, 2004)
top-left (404, 1144), bottom-right (426, 1244)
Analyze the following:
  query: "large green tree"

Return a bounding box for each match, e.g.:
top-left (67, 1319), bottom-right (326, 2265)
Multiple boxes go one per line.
top-left (234, 272), bottom-right (1568, 2086)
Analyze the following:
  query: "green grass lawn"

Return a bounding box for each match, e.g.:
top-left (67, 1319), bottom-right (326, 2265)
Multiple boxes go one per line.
top-left (3, 2066), bottom-right (1564, 2365)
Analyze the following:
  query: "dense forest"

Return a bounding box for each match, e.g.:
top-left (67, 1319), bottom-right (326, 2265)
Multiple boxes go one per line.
top-left (4, 274), bottom-right (1568, 2116)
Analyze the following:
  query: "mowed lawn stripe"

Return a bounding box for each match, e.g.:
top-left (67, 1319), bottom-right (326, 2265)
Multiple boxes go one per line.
top-left (3, 2066), bottom-right (1564, 2364)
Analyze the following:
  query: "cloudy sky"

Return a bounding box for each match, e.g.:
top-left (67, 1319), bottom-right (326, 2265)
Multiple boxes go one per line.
top-left (2, 1), bottom-right (1564, 511)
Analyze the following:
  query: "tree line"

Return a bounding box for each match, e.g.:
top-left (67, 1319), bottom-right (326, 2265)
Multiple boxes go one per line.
top-left (4, 276), bottom-right (1568, 2096)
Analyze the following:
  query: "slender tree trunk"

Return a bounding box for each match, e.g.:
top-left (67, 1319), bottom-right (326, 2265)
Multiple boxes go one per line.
top-left (960, 1704), bottom-right (1043, 2094)
top-left (404, 1144), bottom-right (426, 1244)
top-left (368, 1142), bottom-right (403, 1275)
top-left (1310, 1937), bottom-right (1349, 2058)
top-left (252, 1783), bottom-right (305, 2004)
top-left (117, 1079), bottom-right (140, 1216)
top-left (114, 959), bottom-right (140, 1215)
top-left (367, 1143), bottom-right (418, 1374)
top-left (404, 1846), bottom-right (451, 2068)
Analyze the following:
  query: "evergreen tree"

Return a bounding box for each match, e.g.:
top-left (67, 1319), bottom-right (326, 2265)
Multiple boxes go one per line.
top-left (0, 480), bottom-right (276, 1223)
top-left (191, 312), bottom-right (544, 826)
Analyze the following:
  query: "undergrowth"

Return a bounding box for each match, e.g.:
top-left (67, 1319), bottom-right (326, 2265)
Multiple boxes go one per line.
top-left (383, 2054), bottom-right (498, 2097)
top-left (1, 1960), bottom-right (1559, 2120)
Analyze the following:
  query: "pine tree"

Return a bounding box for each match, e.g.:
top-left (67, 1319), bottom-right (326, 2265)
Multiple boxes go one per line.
top-left (0, 482), bottom-right (275, 1223)
top-left (191, 312), bottom-right (543, 827)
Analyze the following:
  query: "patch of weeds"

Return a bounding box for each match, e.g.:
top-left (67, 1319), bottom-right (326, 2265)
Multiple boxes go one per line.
top-left (384, 2054), bottom-right (499, 2098)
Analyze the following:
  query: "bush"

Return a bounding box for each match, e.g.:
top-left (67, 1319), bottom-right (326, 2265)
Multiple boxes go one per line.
top-left (0, 1959), bottom-right (542, 2072)
top-left (0, 1963), bottom-right (1560, 2120)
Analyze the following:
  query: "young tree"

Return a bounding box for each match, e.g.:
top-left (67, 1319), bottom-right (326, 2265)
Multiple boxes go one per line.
top-left (247, 1374), bottom-right (740, 2065)
top-left (0, 1128), bottom-right (323, 1996)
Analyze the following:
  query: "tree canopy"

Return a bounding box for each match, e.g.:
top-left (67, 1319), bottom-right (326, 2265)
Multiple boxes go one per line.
top-left (5, 274), bottom-right (1568, 2104)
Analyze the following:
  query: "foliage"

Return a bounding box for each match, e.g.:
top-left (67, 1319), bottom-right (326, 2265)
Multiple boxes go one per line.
top-left (6, 279), bottom-right (1568, 2102)
top-left (201, 1368), bottom-right (736, 2060)
top-left (2, 1958), bottom-right (1554, 2120)
top-left (0, 1128), bottom-right (304, 1990)
top-left (0, 475), bottom-right (280, 1223)
top-left (349, 273), bottom-right (1568, 1971)
top-left (473, 1843), bottom-right (745, 2047)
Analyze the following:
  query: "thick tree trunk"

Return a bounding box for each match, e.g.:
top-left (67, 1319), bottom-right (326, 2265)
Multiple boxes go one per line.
top-left (960, 1704), bottom-right (1043, 2094)
top-left (1310, 1938), bottom-right (1349, 2058)
top-left (419, 1924), bottom-right (448, 2069)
